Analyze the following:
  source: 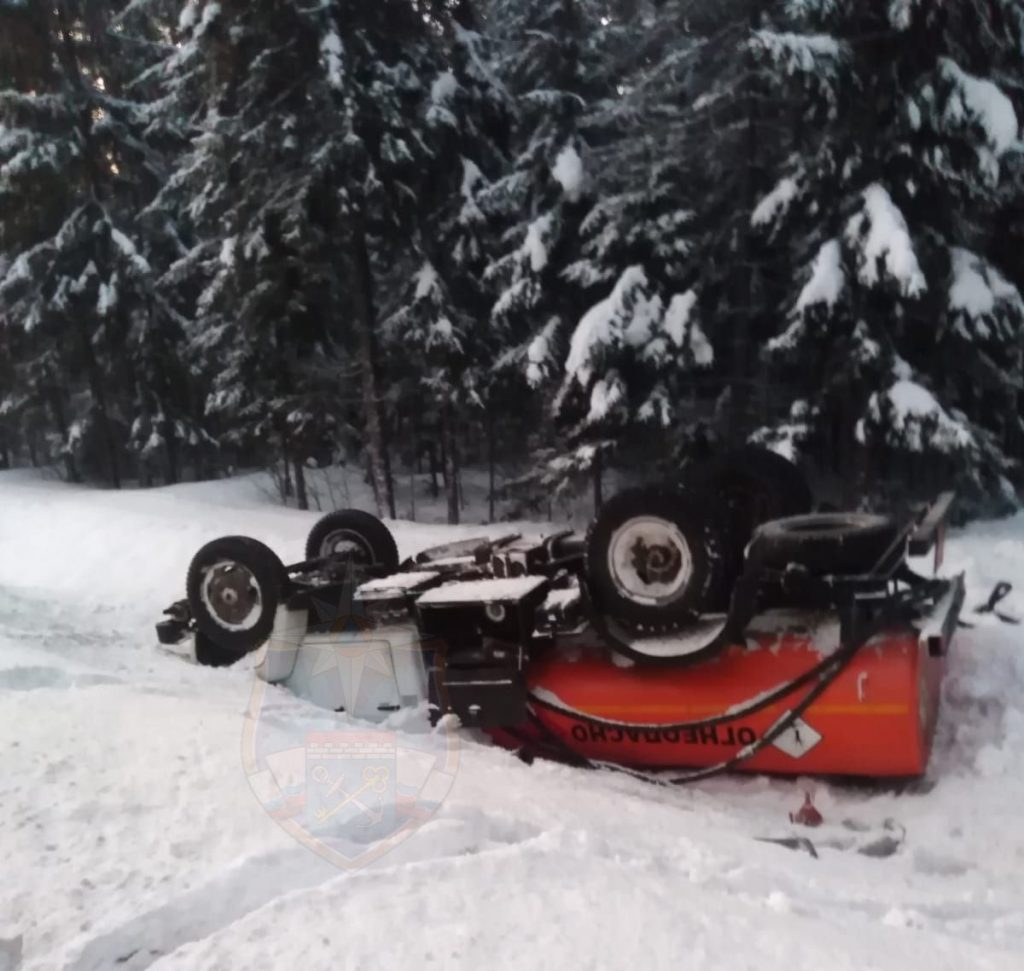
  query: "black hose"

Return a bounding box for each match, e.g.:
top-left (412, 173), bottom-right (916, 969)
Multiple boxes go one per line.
top-left (529, 644), bottom-right (844, 732)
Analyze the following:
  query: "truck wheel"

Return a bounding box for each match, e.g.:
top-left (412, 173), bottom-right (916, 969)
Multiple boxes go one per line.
top-left (747, 513), bottom-right (902, 575)
top-left (687, 445), bottom-right (812, 519)
top-left (305, 509), bottom-right (399, 571)
top-left (585, 487), bottom-right (724, 634)
top-left (193, 630), bottom-right (243, 668)
top-left (186, 536), bottom-right (284, 657)
top-left (684, 446), bottom-right (813, 595)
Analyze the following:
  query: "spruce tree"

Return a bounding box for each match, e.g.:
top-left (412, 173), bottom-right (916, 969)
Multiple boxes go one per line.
top-left (751, 0), bottom-right (1024, 508)
top-left (152, 0), bottom-right (457, 512)
top-left (0, 0), bottom-right (174, 485)
top-left (480, 0), bottom-right (610, 501)
top-left (553, 2), bottom-right (727, 487)
top-left (382, 10), bottom-right (510, 523)
top-left (531, 1), bottom-right (797, 497)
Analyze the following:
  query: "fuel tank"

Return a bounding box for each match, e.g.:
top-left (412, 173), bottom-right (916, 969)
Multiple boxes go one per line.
top-left (519, 586), bottom-right (962, 778)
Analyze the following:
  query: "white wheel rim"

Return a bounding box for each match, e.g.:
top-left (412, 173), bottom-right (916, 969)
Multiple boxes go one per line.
top-left (200, 560), bottom-right (264, 632)
top-left (607, 516), bottom-right (693, 606)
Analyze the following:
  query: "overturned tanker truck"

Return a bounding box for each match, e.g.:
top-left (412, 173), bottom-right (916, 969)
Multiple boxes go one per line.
top-left (157, 448), bottom-right (964, 782)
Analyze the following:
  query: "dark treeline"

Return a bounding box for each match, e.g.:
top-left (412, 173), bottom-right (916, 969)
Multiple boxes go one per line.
top-left (1, 0), bottom-right (1023, 520)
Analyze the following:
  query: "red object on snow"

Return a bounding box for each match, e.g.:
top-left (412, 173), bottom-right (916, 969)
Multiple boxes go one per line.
top-left (789, 792), bottom-right (823, 827)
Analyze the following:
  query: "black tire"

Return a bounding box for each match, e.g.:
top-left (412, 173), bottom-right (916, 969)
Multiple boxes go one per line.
top-left (684, 446), bottom-right (813, 595)
top-left (688, 445), bottom-right (812, 517)
top-left (747, 513), bottom-right (903, 575)
top-left (193, 630), bottom-right (242, 668)
top-left (304, 509), bottom-right (399, 571)
top-left (585, 487), bottom-right (725, 634)
top-left (186, 536), bottom-right (284, 659)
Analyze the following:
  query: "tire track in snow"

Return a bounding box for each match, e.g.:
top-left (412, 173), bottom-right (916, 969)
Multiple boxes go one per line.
top-left (63, 813), bottom-right (545, 971)
top-left (63, 848), bottom-right (336, 971)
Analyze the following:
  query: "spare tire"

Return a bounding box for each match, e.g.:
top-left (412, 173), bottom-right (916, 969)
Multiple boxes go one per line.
top-left (747, 513), bottom-right (903, 576)
top-left (585, 487), bottom-right (725, 634)
top-left (186, 536), bottom-right (285, 660)
top-left (305, 509), bottom-right (399, 571)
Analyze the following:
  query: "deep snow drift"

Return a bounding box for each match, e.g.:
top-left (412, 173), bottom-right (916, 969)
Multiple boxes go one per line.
top-left (2, 469), bottom-right (1024, 970)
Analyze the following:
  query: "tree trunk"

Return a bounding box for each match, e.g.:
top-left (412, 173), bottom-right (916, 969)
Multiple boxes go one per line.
top-left (459, 452), bottom-right (466, 511)
top-left (349, 213), bottom-right (394, 518)
top-left (150, 334), bottom-right (180, 487)
top-left (163, 420), bottom-right (179, 485)
top-left (293, 454), bottom-right (309, 511)
top-left (382, 426), bottom-right (396, 518)
top-left (837, 384), bottom-right (857, 508)
top-left (726, 0), bottom-right (764, 446)
top-left (487, 409), bottom-right (496, 524)
top-left (93, 393), bottom-right (120, 488)
top-left (75, 317), bottom-right (121, 487)
top-left (409, 426), bottom-right (418, 521)
top-left (282, 448), bottom-right (293, 499)
top-left (442, 406), bottom-right (459, 525)
top-left (47, 387), bottom-right (79, 483)
top-left (427, 440), bottom-right (440, 498)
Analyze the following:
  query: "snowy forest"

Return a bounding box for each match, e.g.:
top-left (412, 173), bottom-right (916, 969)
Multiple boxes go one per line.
top-left (1, 0), bottom-right (1023, 521)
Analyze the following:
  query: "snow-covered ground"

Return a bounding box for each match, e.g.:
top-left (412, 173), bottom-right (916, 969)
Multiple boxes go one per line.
top-left (2, 469), bottom-right (1024, 970)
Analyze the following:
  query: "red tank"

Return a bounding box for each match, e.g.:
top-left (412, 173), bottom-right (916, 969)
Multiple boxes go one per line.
top-left (508, 608), bottom-right (955, 778)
